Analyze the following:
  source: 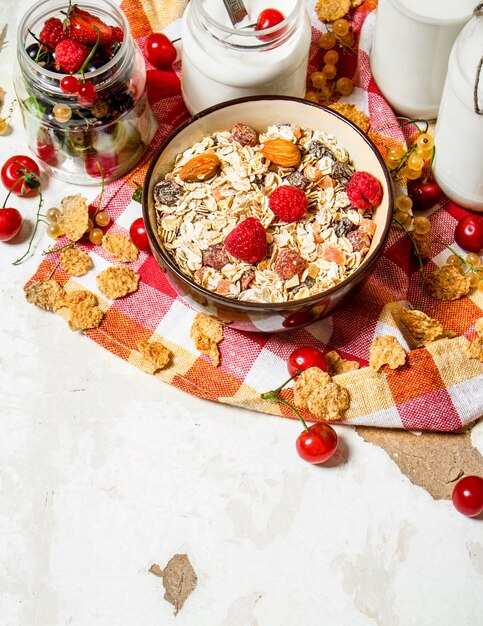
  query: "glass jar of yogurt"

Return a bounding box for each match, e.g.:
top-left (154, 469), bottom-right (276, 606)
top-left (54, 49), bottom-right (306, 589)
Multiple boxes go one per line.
top-left (14, 0), bottom-right (157, 185)
top-left (181, 0), bottom-right (311, 114)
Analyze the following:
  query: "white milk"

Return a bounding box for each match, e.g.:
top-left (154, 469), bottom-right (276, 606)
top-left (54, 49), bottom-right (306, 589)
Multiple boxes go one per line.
top-left (370, 0), bottom-right (475, 118)
top-left (434, 12), bottom-right (483, 212)
top-left (181, 0), bottom-right (311, 114)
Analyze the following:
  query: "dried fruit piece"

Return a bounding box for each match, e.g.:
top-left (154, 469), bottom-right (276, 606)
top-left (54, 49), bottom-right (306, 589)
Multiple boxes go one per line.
top-left (369, 336), bottom-right (407, 371)
top-left (347, 228), bottom-right (371, 252)
top-left (240, 269), bottom-right (255, 290)
top-left (25, 279), bottom-right (65, 312)
top-left (190, 313), bottom-right (223, 367)
top-left (58, 194), bottom-right (89, 242)
top-left (179, 153), bottom-right (221, 183)
top-left (96, 266), bottom-right (140, 299)
top-left (307, 140), bottom-right (332, 160)
top-left (426, 265), bottom-right (470, 301)
top-left (325, 350), bottom-right (360, 376)
top-left (346, 171), bottom-right (383, 211)
top-left (59, 247), bottom-right (93, 276)
top-left (285, 171), bottom-right (310, 190)
top-left (329, 103), bottom-right (370, 133)
top-left (137, 340), bottom-right (172, 374)
top-left (319, 243), bottom-right (346, 265)
top-left (201, 244), bottom-right (230, 270)
top-left (293, 367), bottom-right (350, 421)
top-left (269, 185), bottom-right (308, 223)
top-left (102, 233), bottom-right (139, 263)
top-left (153, 180), bottom-right (182, 206)
top-left (315, 0), bottom-right (351, 22)
top-left (224, 217), bottom-right (267, 264)
top-left (260, 138), bottom-right (301, 168)
top-left (273, 248), bottom-right (307, 280)
top-left (231, 123), bottom-right (258, 147)
top-left (333, 217), bottom-right (354, 238)
top-left (399, 308), bottom-right (449, 347)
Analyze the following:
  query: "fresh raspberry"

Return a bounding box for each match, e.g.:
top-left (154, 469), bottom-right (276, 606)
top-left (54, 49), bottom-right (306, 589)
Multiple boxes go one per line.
top-left (346, 171), bottom-right (383, 211)
top-left (54, 40), bottom-right (90, 74)
top-left (39, 17), bottom-right (66, 49)
top-left (224, 217), bottom-right (267, 264)
top-left (269, 185), bottom-right (308, 223)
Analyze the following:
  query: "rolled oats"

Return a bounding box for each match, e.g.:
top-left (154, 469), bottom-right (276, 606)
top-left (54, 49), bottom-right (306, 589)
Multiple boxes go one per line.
top-left (154, 123), bottom-right (378, 304)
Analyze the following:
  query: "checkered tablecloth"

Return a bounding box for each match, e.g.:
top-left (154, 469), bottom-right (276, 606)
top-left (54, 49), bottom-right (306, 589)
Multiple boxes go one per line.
top-left (27, 0), bottom-right (483, 431)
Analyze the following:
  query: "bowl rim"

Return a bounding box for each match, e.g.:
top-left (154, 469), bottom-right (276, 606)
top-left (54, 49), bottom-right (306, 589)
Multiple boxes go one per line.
top-left (142, 95), bottom-right (394, 312)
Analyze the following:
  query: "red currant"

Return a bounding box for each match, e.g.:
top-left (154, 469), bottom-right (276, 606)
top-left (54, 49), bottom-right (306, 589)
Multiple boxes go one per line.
top-left (287, 346), bottom-right (328, 376)
top-left (78, 81), bottom-right (97, 105)
top-left (144, 33), bottom-right (177, 70)
top-left (452, 476), bottom-right (483, 517)
top-left (296, 422), bottom-right (338, 464)
top-left (60, 75), bottom-right (79, 94)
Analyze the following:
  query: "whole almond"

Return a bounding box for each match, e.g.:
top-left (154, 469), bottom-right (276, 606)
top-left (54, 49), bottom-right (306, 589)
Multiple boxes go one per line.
top-left (179, 152), bottom-right (221, 182)
top-left (260, 138), bottom-right (301, 168)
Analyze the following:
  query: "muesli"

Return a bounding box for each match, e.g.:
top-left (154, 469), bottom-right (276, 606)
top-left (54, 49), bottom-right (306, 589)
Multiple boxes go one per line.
top-left (153, 123), bottom-right (382, 303)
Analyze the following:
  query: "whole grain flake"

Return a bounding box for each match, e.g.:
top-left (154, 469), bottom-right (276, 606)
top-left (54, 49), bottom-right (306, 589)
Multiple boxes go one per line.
top-left (426, 265), bottom-right (470, 301)
top-left (59, 246), bottom-right (93, 276)
top-left (25, 279), bottom-right (65, 311)
top-left (293, 367), bottom-right (350, 421)
top-left (57, 194), bottom-right (89, 242)
top-left (137, 340), bottom-right (172, 374)
top-left (325, 350), bottom-right (360, 375)
top-left (96, 266), bottom-right (140, 299)
top-left (59, 289), bottom-right (104, 331)
top-left (315, 0), bottom-right (351, 22)
top-left (399, 307), bottom-right (450, 346)
top-left (369, 335), bottom-right (407, 371)
top-left (190, 313), bottom-right (224, 366)
top-left (102, 233), bottom-right (139, 263)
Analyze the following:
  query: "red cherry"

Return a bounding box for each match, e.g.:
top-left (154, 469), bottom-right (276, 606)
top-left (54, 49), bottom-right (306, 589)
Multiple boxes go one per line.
top-left (60, 75), bottom-right (79, 94)
top-left (296, 422), bottom-right (338, 464)
top-left (85, 153), bottom-right (118, 179)
top-left (144, 33), bottom-right (177, 69)
top-left (129, 217), bottom-right (151, 252)
top-left (452, 476), bottom-right (483, 517)
top-left (407, 178), bottom-right (441, 209)
top-left (287, 346), bottom-right (327, 376)
top-left (0, 208), bottom-right (23, 241)
top-left (256, 8), bottom-right (286, 42)
top-left (35, 141), bottom-right (57, 165)
top-left (78, 81), bottom-right (97, 105)
top-left (454, 214), bottom-right (483, 253)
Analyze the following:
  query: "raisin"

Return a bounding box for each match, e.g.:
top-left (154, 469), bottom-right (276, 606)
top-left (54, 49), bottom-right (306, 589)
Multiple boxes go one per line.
top-left (331, 162), bottom-right (354, 185)
top-left (153, 180), bottom-right (182, 206)
top-left (231, 123), bottom-right (259, 147)
top-left (347, 228), bottom-right (372, 252)
top-left (307, 140), bottom-right (332, 160)
top-left (333, 218), bottom-right (354, 238)
top-left (253, 174), bottom-right (265, 188)
top-left (240, 269), bottom-right (255, 290)
top-left (285, 171), bottom-right (310, 190)
top-left (273, 249), bottom-right (307, 280)
top-left (202, 244), bottom-right (230, 270)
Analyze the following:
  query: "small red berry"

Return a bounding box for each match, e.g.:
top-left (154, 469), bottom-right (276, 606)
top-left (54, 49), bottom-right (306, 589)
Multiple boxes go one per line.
top-left (407, 178), bottom-right (441, 209)
top-left (129, 217), bottom-right (151, 252)
top-left (65, 6), bottom-right (113, 46)
top-left (0, 208), bottom-right (23, 241)
top-left (256, 8), bottom-right (286, 42)
top-left (144, 33), bottom-right (177, 69)
top-left (60, 75), bottom-right (80, 95)
top-left (346, 171), bottom-right (383, 211)
top-left (452, 475), bottom-right (483, 517)
top-left (269, 185), bottom-right (308, 222)
top-left (78, 81), bottom-right (97, 105)
top-left (224, 217), bottom-right (267, 264)
top-left (39, 17), bottom-right (66, 49)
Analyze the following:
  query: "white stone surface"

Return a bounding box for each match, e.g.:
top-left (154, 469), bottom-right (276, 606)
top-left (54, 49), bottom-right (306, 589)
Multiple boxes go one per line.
top-left (1, 2), bottom-right (482, 625)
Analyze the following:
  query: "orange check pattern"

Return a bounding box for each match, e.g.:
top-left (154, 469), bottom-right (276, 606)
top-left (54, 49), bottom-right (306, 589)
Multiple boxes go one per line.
top-left (27, 1), bottom-right (483, 431)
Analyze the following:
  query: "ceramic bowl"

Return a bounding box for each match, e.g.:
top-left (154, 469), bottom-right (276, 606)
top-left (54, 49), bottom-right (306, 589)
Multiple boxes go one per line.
top-left (142, 96), bottom-right (394, 333)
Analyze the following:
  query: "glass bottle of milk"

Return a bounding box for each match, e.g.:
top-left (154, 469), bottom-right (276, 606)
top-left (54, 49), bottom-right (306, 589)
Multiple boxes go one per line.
top-left (370, 0), bottom-right (475, 118)
top-left (181, 0), bottom-right (311, 114)
top-left (433, 5), bottom-right (483, 212)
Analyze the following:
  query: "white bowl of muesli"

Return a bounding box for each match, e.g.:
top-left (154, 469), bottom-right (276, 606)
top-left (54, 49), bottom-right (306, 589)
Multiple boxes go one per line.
top-left (143, 96), bottom-right (394, 333)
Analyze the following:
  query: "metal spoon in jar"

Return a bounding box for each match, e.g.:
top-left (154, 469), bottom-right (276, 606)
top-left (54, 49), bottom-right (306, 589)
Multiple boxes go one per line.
top-left (222, 0), bottom-right (248, 26)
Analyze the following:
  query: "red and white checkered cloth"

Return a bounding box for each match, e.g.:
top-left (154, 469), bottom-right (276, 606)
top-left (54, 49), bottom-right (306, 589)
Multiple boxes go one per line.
top-left (27, 0), bottom-right (483, 431)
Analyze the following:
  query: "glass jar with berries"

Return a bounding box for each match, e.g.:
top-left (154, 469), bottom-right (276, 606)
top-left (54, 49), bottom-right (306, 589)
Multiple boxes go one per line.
top-left (181, 0), bottom-right (311, 114)
top-left (14, 0), bottom-right (157, 185)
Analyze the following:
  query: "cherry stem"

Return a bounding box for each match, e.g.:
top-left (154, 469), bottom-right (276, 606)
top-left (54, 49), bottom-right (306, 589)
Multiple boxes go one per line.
top-left (79, 26), bottom-right (101, 78)
top-left (91, 163), bottom-right (105, 219)
top-left (393, 216), bottom-right (425, 310)
top-left (42, 241), bottom-right (74, 256)
top-left (423, 146), bottom-right (436, 184)
top-left (261, 392), bottom-right (309, 431)
top-left (396, 117), bottom-right (429, 134)
top-left (12, 192), bottom-right (44, 266)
